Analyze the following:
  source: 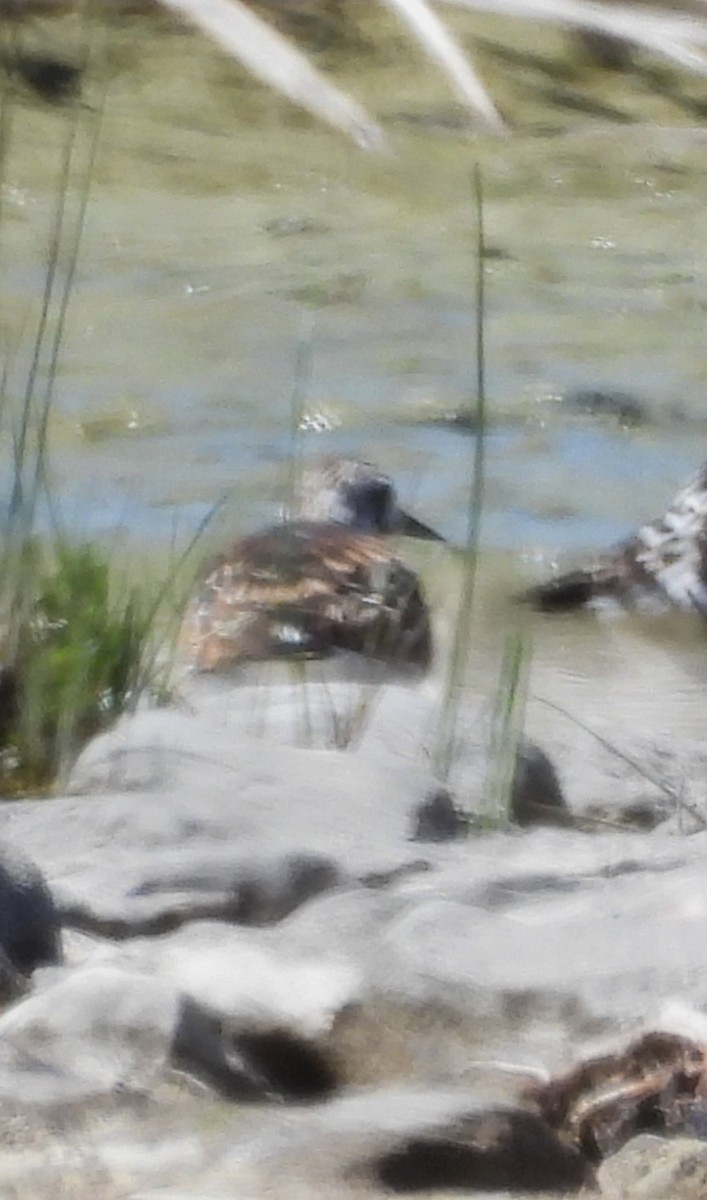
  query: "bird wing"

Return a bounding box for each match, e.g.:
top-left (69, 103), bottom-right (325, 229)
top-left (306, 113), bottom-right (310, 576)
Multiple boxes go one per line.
top-left (525, 464), bottom-right (707, 614)
top-left (622, 465), bottom-right (707, 611)
top-left (182, 522), bottom-right (431, 668)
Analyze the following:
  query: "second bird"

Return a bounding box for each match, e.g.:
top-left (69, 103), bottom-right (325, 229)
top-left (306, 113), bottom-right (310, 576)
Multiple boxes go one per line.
top-left (524, 461), bottom-right (707, 615)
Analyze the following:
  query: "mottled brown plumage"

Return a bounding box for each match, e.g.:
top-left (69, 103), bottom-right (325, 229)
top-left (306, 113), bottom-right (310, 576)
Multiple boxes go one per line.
top-left (181, 458), bottom-right (441, 672)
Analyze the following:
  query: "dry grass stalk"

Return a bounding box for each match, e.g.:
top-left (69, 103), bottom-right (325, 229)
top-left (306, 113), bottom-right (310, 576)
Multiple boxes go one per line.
top-left (156, 0), bottom-right (386, 148)
top-left (379, 0), bottom-right (505, 129)
top-left (154, 0), bottom-right (707, 145)
top-left (443, 0), bottom-right (707, 74)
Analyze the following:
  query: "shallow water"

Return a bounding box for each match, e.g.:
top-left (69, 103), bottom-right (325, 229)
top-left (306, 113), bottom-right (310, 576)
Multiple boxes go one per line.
top-left (4, 4), bottom-right (707, 743)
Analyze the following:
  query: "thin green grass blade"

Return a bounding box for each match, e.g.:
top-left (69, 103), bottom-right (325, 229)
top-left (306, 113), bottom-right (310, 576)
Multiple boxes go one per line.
top-left (482, 626), bottom-right (531, 825)
top-left (433, 164), bottom-right (487, 786)
top-left (287, 311), bottom-right (315, 519)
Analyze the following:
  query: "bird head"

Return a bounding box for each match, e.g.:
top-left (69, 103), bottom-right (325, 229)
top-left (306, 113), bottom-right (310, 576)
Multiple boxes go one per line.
top-left (297, 457), bottom-right (443, 540)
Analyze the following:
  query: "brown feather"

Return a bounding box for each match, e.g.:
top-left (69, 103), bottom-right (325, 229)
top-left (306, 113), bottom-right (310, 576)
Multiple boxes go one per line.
top-left (181, 521), bottom-right (431, 671)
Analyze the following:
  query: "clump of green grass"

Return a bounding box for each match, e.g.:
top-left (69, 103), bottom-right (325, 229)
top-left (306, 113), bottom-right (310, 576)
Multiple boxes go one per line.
top-left (433, 165), bottom-right (488, 786)
top-left (480, 625), bottom-right (530, 826)
top-left (432, 166), bottom-right (532, 830)
top-left (0, 542), bottom-right (153, 794)
top-left (0, 14), bottom-right (178, 796)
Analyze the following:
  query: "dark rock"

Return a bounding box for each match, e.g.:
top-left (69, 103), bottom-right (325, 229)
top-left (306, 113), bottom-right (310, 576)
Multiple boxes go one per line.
top-left (374, 1107), bottom-right (591, 1192)
top-left (0, 946), bottom-right (28, 1006)
top-left (232, 1029), bottom-right (339, 1100)
top-left (0, 843), bottom-right (61, 975)
top-left (0, 663), bottom-right (19, 741)
top-left (9, 52), bottom-right (82, 104)
top-left (562, 387), bottom-right (646, 426)
top-left (173, 999), bottom-right (339, 1102)
top-left (411, 789), bottom-right (467, 842)
top-left (511, 740), bottom-right (570, 827)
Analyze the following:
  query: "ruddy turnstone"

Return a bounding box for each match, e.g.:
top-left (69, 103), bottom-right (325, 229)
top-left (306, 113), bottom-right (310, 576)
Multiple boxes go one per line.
top-left (525, 461), bottom-right (707, 614)
top-left (181, 456), bottom-right (443, 671)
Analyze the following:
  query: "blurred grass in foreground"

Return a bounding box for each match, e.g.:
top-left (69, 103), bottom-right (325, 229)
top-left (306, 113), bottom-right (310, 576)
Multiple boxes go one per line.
top-left (0, 13), bottom-right (184, 795)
